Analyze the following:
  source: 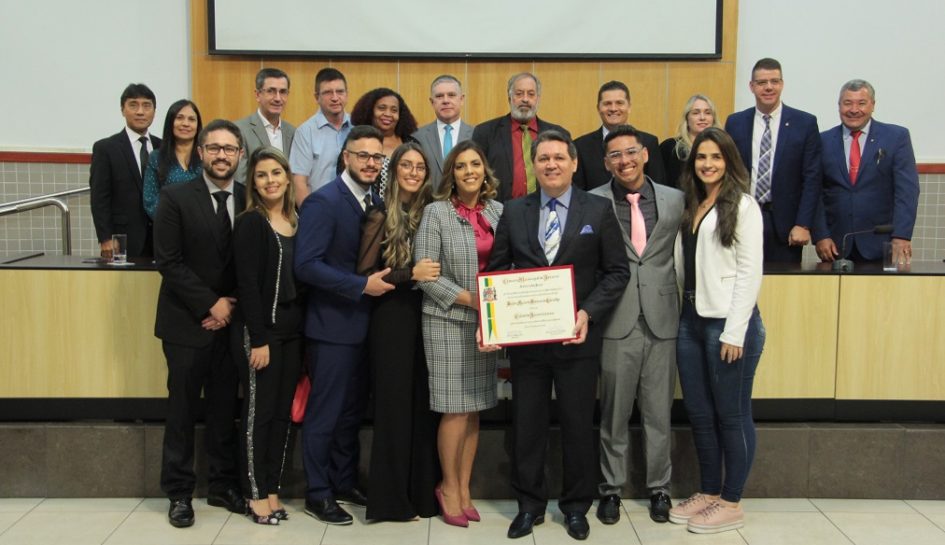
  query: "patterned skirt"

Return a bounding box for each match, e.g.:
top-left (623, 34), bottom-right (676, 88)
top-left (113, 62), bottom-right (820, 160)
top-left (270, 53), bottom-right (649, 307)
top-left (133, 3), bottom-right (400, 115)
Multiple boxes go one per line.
top-left (422, 313), bottom-right (498, 413)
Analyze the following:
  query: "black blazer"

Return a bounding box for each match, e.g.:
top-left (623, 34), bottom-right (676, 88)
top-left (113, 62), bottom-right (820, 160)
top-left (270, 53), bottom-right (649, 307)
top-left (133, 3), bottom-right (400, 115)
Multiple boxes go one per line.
top-left (486, 188), bottom-right (630, 360)
top-left (471, 114), bottom-right (570, 202)
top-left (153, 178), bottom-right (245, 348)
top-left (573, 127), bottom-right (665, 190)
top-left (89, 129), bottom-right (161, 257)
top-left (233, 210), bottom-right (303, 348)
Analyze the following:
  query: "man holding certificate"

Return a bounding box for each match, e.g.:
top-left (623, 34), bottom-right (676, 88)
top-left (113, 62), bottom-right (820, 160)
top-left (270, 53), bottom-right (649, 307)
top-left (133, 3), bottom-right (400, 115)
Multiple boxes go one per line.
top-left (487, 130), bottom-right (629, 541)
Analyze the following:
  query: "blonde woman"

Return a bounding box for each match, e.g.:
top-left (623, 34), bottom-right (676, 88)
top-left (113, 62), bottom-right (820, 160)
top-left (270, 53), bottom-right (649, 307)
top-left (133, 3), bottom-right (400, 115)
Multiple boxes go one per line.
top-left (659, 95), bottom-right (722, 188)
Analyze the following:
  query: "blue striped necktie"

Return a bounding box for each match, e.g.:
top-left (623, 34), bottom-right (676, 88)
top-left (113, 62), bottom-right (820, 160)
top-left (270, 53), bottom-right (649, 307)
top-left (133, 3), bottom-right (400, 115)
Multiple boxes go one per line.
top-left (544, 198), bottom-right (561, 263)
top-left (755, 114), bottom-right (773, 203)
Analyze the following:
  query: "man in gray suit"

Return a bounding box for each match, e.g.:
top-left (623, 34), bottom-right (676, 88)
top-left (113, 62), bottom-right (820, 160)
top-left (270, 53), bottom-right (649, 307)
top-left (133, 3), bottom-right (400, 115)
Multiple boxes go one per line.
top-left (234, 67), bottom-right (296, 184)
top-left (589, 125), bottom-right (683, 525)
top-left (412, 74), bottom-right (474, 189)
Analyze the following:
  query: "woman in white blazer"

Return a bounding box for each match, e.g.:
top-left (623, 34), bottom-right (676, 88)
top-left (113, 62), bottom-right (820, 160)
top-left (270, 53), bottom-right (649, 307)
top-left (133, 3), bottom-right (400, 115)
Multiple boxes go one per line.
top-left (668, 127), bottom-right (765, 534)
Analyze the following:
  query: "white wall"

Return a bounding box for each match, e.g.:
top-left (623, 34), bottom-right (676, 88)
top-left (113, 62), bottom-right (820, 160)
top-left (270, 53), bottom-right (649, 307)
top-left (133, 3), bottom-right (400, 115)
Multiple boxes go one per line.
top-left (0, 0), bottom-right (190, 151)
top-left (735, 0), bottom-right (944, 162)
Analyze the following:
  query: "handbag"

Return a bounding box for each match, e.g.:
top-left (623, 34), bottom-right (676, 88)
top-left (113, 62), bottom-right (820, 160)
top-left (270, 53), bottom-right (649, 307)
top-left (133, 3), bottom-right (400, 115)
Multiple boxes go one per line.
top-left (290, 373), bottom-right (311, 424)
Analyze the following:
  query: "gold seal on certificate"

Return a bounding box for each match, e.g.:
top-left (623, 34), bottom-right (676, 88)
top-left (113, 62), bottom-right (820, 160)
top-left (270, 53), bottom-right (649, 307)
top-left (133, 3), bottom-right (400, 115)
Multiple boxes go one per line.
top-left (477, 265), bottom-right (577, 346)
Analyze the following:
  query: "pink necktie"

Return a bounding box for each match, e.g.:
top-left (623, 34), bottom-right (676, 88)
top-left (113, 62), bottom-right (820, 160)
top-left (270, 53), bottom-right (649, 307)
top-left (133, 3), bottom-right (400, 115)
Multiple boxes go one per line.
top-left (626, 193), bottom-right (646, 256)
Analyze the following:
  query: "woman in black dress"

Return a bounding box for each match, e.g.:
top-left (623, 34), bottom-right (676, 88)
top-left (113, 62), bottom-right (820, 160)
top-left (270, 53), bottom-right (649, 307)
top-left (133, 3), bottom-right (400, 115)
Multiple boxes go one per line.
top-left (232, 147), bottom-right (303, 525)
top-left (359, 142), bottom-right (441, 521)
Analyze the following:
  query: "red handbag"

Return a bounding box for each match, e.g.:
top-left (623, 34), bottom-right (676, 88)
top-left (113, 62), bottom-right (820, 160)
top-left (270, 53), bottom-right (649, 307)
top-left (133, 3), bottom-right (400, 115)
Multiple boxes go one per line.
top-left (291, 374), bottom-right (311, 424)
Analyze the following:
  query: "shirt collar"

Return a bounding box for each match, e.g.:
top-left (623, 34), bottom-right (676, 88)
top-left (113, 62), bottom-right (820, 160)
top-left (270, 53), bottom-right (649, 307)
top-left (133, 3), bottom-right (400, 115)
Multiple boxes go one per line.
top-left (257, 109), bottom-right (280, 130)
top-left (755, 102), bottom-right (783, 121)
top-left (611, 176), bottom-right (654, 201)
top-left (203, 172), bottom-right (233, 194)
top-left (540, 186), bottom-right (573, 209)
top-left (843, 119), bottom-right (872, 138)
top-left (341, 169), bottom-right (370, 203)
top-left (315, 110), bottom-right (351, 129)
top-left (125, 126), bottom-right (150, 144)
top-left (437, 118), bottom-right (461, 132)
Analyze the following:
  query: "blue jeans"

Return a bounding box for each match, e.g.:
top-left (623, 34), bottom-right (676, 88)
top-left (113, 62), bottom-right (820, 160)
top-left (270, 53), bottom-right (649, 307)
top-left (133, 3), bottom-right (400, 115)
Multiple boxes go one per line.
top-left (676, 300), bottom-right (765, 502)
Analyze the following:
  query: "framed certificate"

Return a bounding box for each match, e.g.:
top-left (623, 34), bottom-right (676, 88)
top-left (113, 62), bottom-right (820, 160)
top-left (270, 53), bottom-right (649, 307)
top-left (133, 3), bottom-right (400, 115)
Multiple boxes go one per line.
top-left (477, 265), bottom-right (577, 347)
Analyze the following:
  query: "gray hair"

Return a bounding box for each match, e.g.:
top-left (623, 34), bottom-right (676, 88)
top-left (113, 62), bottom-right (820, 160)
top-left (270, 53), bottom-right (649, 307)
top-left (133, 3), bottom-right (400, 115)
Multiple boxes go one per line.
top-left (507, 72), bottom-right (542, 98)
top-left (839, 79), bottom-right (875, 102)
top-left (430, 74), bottom-right (463, 95)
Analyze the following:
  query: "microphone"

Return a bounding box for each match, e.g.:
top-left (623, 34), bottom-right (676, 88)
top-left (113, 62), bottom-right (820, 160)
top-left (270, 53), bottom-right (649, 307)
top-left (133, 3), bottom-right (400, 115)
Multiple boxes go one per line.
top-left (832, 224), bottom-right (893, 272)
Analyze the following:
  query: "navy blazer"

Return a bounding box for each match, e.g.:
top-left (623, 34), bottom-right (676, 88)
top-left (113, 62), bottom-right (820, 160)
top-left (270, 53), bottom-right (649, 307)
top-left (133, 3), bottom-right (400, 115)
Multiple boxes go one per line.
top-left (471, 114), bottom-right (570, 202)
top-left (294, 176), bottom-right (379, 345)
top-left (725, 104), bottom-right (823, 241)
top-left (813, 120), bottom-right (919, 260)
top-left (486, 188), bottom-right (630, 360)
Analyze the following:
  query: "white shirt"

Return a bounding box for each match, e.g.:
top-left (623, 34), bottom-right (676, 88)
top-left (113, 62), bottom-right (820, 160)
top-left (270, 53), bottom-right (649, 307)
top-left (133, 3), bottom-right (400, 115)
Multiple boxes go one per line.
top-left (124, 126), bottom-right (153, 174)
top-left (341, 170), bottom-right (371, 211)
top-left (437, 119), bottom-right (462, 156)
top-left (203, 173), bottom-right (235, 227)
top-left (750, 103), bottom-right (782, 197)
top-left (257, 109), bottom-right (284, 152)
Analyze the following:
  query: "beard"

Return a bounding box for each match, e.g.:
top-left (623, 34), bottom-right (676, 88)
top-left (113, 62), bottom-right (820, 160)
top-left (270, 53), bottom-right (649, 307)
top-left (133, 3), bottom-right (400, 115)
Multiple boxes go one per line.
top-left (510, 104), bottom-right (537, 122)
top-left (347, 165), bottom-right (379, 189)
top-left (205, 159), bottom-right (238, 182)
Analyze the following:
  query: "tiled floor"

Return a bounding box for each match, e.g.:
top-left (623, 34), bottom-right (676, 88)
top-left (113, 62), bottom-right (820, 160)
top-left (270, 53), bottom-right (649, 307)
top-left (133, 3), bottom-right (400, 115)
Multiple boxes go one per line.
top-left (1, 497), bottom-right (944, 545)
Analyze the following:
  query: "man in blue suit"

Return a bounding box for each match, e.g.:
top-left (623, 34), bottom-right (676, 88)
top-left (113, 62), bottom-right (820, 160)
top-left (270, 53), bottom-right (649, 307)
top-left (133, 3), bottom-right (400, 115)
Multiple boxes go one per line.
top-left (725, 58), bottom-right (822, 262)
top-left (813, 79), bottom-right (919, 264)
top-left (295, 125), bottom-right (394, 525)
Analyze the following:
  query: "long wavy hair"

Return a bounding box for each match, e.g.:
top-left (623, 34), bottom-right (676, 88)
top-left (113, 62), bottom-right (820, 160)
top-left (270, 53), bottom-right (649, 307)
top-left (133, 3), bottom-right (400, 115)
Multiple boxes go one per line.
top-left (381, 142), bottom-right (433, 269)
top-left (157, 99), bottom-right (202, 185)
top-left (432, 140), bottom-right (499, 203)
top-left (679, 128), bottom-right (749, 248)
top-left (349, 88), bottom-right (418, 139)
top-left (671, 94), bottom-right (721, 162)
top-left (243, 147), bottom-right (297, 228)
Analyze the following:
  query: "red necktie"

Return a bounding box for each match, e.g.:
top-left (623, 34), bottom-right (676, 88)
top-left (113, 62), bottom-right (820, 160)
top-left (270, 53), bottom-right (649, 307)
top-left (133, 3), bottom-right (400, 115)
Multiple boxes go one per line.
top-left (849, 130), bottom-right (862, 185)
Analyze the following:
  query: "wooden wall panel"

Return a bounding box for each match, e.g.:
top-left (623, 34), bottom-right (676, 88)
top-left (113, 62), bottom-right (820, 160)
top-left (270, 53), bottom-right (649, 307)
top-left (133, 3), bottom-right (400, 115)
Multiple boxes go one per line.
top-left (837, 277), bottom-right (945, 400)
top-left (191, 1), bottom-right (739, 142)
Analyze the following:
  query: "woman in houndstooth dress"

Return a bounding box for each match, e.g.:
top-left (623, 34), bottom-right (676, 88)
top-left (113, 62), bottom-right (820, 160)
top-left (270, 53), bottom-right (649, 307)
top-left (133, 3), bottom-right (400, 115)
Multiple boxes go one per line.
top-left (415, 140), bottom-right (502, 526)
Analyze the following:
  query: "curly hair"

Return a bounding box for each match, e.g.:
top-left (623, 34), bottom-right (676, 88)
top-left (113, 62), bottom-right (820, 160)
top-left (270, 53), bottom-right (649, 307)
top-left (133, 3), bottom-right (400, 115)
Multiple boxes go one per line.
top-left (349, 87), bottom-right (418, 139)
top-left (679, 128), bottom-right (750, 248)
top-left (432, 140), bottom-right (499, 203)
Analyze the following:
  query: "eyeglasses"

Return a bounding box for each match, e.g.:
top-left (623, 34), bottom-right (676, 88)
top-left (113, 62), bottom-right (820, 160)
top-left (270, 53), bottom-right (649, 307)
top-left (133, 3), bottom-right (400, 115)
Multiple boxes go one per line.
top-left (752, 78), bottom-right (783, 86)
top-left (606, 147), bottom-right (643, 161)
top-left (261, 87), bottom-right (289, 97)
top-left (346, 150), bottom-right (386, 163)
top-left (203, 144), bottom-right (241, 156)
top-left (397, 161), bottom-right (426, 174)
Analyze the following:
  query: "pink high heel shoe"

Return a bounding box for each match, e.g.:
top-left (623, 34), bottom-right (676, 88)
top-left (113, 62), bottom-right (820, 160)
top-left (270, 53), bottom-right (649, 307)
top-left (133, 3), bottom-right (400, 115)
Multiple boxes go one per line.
top-left (462, 505), bottom-right (481, 522)
top-left (435, 487), bottom-right (469, 527)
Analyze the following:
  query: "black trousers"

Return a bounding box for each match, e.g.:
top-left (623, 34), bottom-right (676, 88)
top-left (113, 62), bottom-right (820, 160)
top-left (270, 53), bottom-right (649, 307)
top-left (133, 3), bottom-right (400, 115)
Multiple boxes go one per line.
top-left (510, 351), bottom-right (599, 516)
top-left (160, 332), bottom-right (240, 499)
top-left (365, 288), bottom-right (441, 520)
top-left (234, 315), bottom-right (304, 500)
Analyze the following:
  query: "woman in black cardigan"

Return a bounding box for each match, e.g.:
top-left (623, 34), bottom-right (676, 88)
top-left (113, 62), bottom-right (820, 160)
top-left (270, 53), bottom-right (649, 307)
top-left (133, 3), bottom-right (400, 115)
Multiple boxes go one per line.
top-left (232, 147), bottom-right (303, 525)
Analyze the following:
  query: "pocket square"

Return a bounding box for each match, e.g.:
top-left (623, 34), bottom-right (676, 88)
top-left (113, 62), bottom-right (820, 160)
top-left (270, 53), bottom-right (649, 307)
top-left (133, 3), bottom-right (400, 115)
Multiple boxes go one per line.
top-left (580, 225), bottom-right (594, 235)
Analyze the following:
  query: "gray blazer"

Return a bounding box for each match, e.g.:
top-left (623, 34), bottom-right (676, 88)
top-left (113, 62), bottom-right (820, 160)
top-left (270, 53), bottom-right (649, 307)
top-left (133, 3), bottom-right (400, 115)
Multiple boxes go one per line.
top-left (590, 178), bottom-right (684, 340)
top-left (234, 112), bottom-right (297, 184)
top-left (414, 198), bottom-right (502, 323)
top-left (412, 120), bottom-right (474, 190)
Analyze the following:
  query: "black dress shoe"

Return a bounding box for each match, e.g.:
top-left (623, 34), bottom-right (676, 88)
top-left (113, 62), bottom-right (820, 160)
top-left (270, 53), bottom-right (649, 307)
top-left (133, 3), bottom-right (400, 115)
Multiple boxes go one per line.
top-left (305, 498), bottom-right (353, 525)
top-left (207, 487), bottom-right (247, 514)
top-left (649, 492), bottom-right (672, 523)
top-left (335, 486), bottom-right (368, 507)
top-left (168, 498), bottom-right (194, 528)
top-left (507, 512), bottom-right (544, 539)
top-left (596, 494), bottom-right (621, 524)
top-left (564, 512), bottom-right (590, 540)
